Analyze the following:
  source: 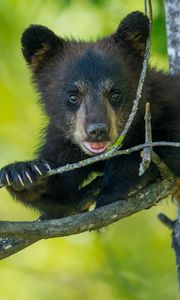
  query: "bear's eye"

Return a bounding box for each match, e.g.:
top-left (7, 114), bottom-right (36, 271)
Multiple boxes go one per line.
top-left (109, 91), bottom-right (122, 104)
top-left (68, 93), bottom-right (81, 105)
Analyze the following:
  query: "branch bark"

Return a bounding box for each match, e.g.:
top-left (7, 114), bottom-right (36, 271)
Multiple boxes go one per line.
top-left (159, 0), bottom-right (180, 288)
top-left (0, 176), bottom-right (175, 259)
top-left (139, 102), bottom-right (152, 176)
top-left (164, 0), bottom-right (180, 75)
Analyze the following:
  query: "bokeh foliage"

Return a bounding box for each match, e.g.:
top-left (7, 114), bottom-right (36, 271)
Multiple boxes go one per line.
top-left (0, 0), bottom-right (179, 299)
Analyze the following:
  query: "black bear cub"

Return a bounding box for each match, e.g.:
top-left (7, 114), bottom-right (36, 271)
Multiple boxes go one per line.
top-left (0, 12), bottom-right (180, 219)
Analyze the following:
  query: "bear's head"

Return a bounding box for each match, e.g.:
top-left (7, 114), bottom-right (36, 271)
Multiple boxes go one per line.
top-left (21, 11), bottom-right (149, 155)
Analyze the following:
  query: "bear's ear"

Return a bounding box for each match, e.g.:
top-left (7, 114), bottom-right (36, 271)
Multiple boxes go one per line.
top-left (21, 25), bottom-right (65, 72)
top-left (113, 11), bottom-right (150, 58)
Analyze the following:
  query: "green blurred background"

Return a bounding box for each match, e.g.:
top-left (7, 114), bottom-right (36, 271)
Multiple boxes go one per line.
top-left (0, 0), bottom-right (179, 299)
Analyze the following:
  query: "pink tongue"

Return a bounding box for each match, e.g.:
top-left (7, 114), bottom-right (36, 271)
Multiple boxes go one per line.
top-left (88, 142), bottom-right (107, 150)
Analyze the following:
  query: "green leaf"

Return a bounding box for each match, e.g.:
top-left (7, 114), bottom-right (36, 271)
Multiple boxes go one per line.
top-left (108, 135), bottom-right (125, 150)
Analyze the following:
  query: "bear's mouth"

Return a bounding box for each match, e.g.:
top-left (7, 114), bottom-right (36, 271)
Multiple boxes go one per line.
top-left (83, 141), bottom-right (110, 154)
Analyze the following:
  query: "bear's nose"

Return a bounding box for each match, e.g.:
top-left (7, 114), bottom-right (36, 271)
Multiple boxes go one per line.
top-left (86, 123), bottom-right (108, 141)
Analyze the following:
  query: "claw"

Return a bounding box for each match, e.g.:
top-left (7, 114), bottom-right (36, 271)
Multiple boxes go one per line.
top-left (45, 162), bottom-right (51, 172)
top-left (25, 171), bottom-right (33, 184)
top-left (5, 174), bottom-right (11, 186)
top-left (17, 174), bottom-right (25, 186)
top-left (34, 164), bottom-right (42, 176)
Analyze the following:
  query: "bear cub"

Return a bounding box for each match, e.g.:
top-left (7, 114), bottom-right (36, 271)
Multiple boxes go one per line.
top-left (0, 11), bottom-right (180, 219)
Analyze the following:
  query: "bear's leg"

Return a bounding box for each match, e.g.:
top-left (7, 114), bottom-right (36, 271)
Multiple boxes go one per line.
top-left (96, 152), bottom-right (159, 208)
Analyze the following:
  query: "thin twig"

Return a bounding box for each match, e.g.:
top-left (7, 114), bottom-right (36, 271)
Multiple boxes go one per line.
top-left (152, 151), bottom-right (175, 180)
top-left (158, 213), bottom-right (175, 230)
top-left (30, 142), bottom-right (180, 175)
top-left (110, 39), bottom-right (151, 151)
top-left (0, 141), bottom-right (180, 189)
top-left (108, 0), bottom-right (153, 151)
top-left (139, 102), bottom-right (152, 175)
top-left (0, 141), bottom-right (178, 189)
top-left (147, 0), bottom-right (153, 24)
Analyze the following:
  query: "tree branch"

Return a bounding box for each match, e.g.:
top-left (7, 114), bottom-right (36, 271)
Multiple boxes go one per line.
top-left (0, 175), bottom-right (175, 259)
top-left (164, 0), bottom-right (180, 75)
top-left (157, 0), bottom-right (180, 288)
